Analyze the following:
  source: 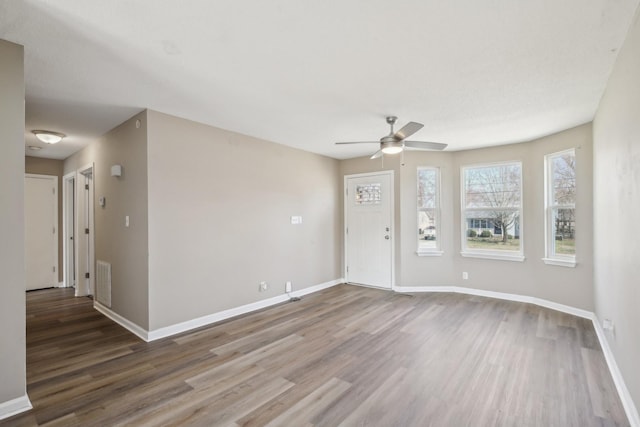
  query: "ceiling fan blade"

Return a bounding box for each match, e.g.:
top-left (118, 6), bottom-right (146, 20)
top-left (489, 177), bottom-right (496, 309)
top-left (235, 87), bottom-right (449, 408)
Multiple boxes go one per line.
top-left (370, 150), bottom-right (383, 159)
top-left (394, 121), bottom-right (424, 140)
top-left (404, 140), bottom-right (448, 151)
top-left (335, 141), bottom-right (379, 145)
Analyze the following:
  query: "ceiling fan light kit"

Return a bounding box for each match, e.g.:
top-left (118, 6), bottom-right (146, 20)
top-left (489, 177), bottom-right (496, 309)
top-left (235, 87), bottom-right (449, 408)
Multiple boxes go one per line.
top-left (32, 130), bottom-right (65, 144)
top-left (381, 142), bottom-right (403, 154)
top-left (335, 116), bottom-right (447, 159)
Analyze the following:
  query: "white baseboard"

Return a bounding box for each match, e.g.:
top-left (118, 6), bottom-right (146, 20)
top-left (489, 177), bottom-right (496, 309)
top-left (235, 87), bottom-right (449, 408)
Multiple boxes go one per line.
top-left (147, 294), bottom-right (290, 341)
top-left (290, 278), bottom-right (343, 298)
top-left (94, 301), bottom-right (149, 342)
top-left (395, 285), bottom-right (638, 425)
top-left (145, 278), bottom-right (343, 342)
top-left (0, 394), bottom-right (32, 421)
top-left (592, 316), bottom-right (640, 427)
top-left (93, 279), bottom-right (343, 343)
top-left (395, 285), bottom-right (592, 319)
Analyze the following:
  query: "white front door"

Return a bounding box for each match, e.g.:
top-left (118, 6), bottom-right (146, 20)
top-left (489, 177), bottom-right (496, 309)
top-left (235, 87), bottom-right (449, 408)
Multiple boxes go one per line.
top-left (25, 174), bottom-right (58, 291)
top-left (345, 171), bottom-right (393, 289)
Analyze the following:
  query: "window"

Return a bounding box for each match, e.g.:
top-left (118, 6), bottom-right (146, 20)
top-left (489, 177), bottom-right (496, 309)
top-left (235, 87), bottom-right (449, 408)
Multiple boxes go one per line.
top-left (461, 162), bottom-right (523, 261)
top-left (355, 183), bottom-right (382, 205)
top-left (417, 167), bottom-right (441, 255)
top-left (544, 149), bottom-right (576, 267)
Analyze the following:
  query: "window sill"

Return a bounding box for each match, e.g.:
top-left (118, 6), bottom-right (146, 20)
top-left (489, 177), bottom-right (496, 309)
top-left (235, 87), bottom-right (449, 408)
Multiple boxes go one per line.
top-left (416, 250), bottom-right (443, 257)
top-left (460, 251), bottom-right (525, 262)
top-left (542, 258), bottom-right (576, 268)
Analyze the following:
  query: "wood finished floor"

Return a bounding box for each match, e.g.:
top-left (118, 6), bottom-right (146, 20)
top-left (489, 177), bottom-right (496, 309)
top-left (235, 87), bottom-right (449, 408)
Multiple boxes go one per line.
top-left (2, 284), bottom-right (628, 426)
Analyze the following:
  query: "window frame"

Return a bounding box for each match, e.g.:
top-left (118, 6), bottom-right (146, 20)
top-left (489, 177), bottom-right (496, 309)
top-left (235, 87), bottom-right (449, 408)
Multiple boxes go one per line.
top-left (543, 149), bottom-right (577, 268)
top-left (416, 166), bottom-right (442, 256)
top-left (460, 161), bottom-right (524, 262)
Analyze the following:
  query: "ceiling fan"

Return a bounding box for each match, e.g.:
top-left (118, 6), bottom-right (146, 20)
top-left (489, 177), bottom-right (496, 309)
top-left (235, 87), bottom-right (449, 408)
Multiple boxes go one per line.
top-left (336, 116), bottom-right (447, 159)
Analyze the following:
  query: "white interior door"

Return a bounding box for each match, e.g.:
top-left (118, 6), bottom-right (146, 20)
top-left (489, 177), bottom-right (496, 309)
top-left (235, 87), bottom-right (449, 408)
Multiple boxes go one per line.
top-left (25, 174), bottom-right (58, 291)
top-left (345, 172), bottom-right (393, 289)
top-left (75, 166), bottom-right (94, 297)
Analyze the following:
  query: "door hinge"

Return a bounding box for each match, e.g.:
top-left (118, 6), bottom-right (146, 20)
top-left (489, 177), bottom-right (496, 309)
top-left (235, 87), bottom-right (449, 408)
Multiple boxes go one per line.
top-left (85, 272), bottom-right (90, 279)
top-left (85, 184), bottom-right (89, 190)
top-left (346, 266), bottom-right (349, 273)
top-left (53, 266), bottom-right (56, 273)
top-left (85, 228), bottom-right (89, 234)
top-left (53, 226), bottom-right (56, 234)
top-left (346, 227), bottom-right (348, 235)
top-left (52, 187), bottom-right (56, 194)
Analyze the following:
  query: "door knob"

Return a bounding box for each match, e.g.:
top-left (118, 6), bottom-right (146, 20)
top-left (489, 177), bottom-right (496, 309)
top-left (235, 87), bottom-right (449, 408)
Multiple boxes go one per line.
top-left (385, 235), bottom-right (390, 240)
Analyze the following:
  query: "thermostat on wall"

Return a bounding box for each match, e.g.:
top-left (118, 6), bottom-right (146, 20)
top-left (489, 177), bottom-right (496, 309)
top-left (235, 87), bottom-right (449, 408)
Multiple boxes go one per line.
top-left (111, 164), bottom-right (122, 177)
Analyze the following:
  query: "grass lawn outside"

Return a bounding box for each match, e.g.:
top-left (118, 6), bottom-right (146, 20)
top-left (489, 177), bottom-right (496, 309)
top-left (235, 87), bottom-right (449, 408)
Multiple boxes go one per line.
top-left (555, 238), bottom-right (576, 255)
top-left (465, 237), bottom-right (575, 255)
top-left (466, 237), bottom-right (520, 251)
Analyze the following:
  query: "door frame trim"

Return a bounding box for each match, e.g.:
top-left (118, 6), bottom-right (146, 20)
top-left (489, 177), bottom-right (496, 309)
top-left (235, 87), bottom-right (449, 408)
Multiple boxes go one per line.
top-left (343, 170), bottom-right (395, 290)
top-left (62, 171), bottom-right (75, 288)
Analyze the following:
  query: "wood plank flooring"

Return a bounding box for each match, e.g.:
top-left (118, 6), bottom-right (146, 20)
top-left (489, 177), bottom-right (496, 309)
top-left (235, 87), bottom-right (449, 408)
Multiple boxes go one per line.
top-left (2, 284), bottom-right (629, 426)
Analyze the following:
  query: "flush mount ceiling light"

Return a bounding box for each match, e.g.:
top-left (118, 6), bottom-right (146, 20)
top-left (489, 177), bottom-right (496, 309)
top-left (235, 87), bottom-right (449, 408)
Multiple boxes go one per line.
top-left (32, 130), bottom-right (65, 144)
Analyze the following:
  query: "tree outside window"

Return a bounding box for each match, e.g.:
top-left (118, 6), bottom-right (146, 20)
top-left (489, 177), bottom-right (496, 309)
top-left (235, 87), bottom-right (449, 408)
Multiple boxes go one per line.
top-left (462, 162), bottom-right (522, 255)
top-left (545, 150), bottom-right (576, 263)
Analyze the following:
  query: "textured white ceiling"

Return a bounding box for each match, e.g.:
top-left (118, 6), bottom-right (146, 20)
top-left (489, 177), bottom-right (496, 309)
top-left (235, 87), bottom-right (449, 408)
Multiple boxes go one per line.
top-left (1, 0), bottom-right (638, 160)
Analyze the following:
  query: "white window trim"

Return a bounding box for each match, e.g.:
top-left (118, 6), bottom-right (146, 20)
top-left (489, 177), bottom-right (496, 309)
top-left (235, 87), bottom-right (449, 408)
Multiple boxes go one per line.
top-left (460, 161), bottom-right (524, 261)
top-left (417, 249), bottom-right (444, 257)
top-left (417, 166), bottom-right (442, 255)
top-left (543, 149), bottom-right (576, 268)
top-left (461, 251), bottom-right (525, 262)
top-left (542, 257), bottom-right (576, 268)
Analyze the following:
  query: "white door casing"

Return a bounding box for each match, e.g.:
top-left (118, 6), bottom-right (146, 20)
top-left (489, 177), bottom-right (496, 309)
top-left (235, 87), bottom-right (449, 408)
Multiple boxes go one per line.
top-left (63, 172), bottom-right (75, 288)
top-left (344, 171), bottom-right (394, 289)
top-left (25, 174), bottom-right (58, 291)
top-left (75, 165), bottom-right (95, 297)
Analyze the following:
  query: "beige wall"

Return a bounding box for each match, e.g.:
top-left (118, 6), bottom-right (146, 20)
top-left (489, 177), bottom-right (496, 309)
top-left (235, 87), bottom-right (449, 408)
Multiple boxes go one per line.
top-left (146, 110), bottom-right (341, 330)
top-left (0, 40), bottom-right (27, 407)
top-left (450, 124), bottom-right (593, 309)
top-left (399, 151), bottom-right (456, 286)
top-left (64, 111), bottom-right (149, 329)
top-left (25, 156), bottom-right (64, 282)
top-left (340, 124), bottom-right (594, 311)
top-left (593, 8), bottom-right (640, 412)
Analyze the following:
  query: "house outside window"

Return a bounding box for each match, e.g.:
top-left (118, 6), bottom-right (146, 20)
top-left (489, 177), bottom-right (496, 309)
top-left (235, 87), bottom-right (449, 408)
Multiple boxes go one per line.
top-left (417, 167), bottom-right (442, 255)
top-left (461, 161), bottom-right (523, 261)
top-left (543, 149), bottom-right (576, 267)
